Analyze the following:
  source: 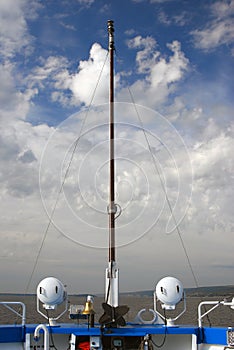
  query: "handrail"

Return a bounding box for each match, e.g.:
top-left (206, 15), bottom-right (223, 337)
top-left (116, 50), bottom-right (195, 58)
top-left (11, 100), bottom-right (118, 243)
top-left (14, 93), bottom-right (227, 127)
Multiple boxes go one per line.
top-left (0, 301), bottom-right (26, 326)
top-left (34, 324), bottom-right (49, 350)
top-left (198, 299), bottom-right (234, 328)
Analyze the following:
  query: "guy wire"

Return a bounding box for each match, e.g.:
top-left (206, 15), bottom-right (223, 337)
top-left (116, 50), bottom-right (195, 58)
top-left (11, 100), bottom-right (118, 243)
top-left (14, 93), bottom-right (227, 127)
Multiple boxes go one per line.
top-left (24, 51), bottom-right (110, 296)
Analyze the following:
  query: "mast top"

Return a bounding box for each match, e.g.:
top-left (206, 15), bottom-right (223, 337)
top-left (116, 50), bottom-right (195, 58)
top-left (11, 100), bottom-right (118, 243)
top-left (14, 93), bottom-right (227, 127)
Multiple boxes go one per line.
top-left (107, 20), bottom-right (114, 33)
top-left (107, 20), bottom-right (115, 50)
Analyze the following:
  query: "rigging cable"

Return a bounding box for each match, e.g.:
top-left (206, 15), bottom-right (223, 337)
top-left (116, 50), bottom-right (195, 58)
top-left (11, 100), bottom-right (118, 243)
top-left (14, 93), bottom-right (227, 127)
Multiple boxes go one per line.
top-left (127, 87), bottom-right (200, 288)
top-left (127, 87), bottom-right (212, 326)
top-left (24, 51), bottom-right (110, 296)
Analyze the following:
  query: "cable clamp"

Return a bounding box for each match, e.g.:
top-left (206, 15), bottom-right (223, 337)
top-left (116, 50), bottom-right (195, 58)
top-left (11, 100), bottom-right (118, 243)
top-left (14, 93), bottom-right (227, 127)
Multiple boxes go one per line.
top-left (107, 203), bottom-right (117, 214)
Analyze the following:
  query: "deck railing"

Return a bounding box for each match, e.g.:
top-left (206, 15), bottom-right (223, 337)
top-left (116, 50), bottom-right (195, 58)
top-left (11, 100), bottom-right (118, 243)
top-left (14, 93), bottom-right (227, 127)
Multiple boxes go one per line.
top-left (0, 301), bottom-right (26, 326)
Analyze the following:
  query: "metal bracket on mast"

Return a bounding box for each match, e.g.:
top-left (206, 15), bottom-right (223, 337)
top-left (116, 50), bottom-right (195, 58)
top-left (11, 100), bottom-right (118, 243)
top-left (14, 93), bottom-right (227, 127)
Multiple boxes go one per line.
top-left (107, 203), bottom-right (117, 215)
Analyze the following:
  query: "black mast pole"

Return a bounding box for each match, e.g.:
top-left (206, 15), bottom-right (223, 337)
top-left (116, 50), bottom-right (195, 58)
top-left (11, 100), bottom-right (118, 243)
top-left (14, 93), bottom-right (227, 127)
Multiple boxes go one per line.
top-left (108, 20), bottom-right (116, 265)
top-left (100, 22), bottom-right (129, 321)
top-left (105, 20), bottom-right (119, 307)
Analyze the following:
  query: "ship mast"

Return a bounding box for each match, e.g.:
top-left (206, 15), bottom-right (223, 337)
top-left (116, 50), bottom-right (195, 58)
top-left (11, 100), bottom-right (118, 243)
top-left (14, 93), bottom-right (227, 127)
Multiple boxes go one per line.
top-left (105, 20), bottom-right (119, 307)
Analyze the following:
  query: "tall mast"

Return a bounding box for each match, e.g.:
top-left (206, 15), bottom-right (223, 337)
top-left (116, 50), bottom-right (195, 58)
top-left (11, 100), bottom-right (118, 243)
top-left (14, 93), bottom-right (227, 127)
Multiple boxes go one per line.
top-left (105, 20), bottom-right (119, 307)
top-left (108, 20), bottom-right (116, 263)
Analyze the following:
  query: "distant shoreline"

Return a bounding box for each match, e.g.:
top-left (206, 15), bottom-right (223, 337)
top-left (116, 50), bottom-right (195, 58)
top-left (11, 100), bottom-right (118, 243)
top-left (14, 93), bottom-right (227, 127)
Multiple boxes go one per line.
top-left (119, 285), bottom-right (234, 298)
top-left (1, 285), bottom-right (234, 298)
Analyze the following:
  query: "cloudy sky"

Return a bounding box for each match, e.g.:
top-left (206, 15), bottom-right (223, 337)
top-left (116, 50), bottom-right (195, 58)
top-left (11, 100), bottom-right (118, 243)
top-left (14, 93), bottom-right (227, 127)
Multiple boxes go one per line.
top-left (0, 0), bottom-right (233, 294)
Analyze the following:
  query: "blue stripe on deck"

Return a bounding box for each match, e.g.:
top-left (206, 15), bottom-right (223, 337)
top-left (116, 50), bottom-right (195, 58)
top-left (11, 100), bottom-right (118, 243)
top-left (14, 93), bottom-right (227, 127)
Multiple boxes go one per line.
top-left (0, 323), bottom-right (229, 345)
top-left (200, 327), bottom-right (228, 345)
top-left (0, 325), bottom-right (25, 343)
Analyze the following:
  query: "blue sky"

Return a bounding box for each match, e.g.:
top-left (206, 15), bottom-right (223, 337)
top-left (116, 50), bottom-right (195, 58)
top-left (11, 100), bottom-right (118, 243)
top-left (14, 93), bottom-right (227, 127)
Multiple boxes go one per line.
top-left (0, 0), bottom-right (233, 294)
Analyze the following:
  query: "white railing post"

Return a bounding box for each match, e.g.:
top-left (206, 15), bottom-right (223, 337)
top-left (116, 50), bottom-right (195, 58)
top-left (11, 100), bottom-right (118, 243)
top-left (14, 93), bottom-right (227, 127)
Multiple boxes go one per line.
top-left (34, 324), bottom-right (49, 350)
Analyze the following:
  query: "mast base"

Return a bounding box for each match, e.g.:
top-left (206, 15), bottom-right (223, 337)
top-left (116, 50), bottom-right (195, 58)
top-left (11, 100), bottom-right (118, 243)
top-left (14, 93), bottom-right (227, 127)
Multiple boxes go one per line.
top-left (105, 262), bottom-right (119, 307)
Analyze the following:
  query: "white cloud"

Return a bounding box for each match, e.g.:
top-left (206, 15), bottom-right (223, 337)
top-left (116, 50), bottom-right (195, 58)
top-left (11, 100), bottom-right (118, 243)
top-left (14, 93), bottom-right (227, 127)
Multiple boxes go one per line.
top-left (0, 79), bottom-right (233, 292)
top-left (152, 41), bottom-right (188, 84)
top-left (0, 1), bottom-right (233, 292)
top-left (59, 22), bottom-right (76, 31)
top-left (158, 11), bottom-right (171, 25)
top-left (35, 43), bottom-right (121, 107)
top-left (70, 43), bottom-right (110, 105)
top-left (26, 44), bottom-right (115, 108)
top-left (191, 0), bottom-right (234, 51)
top-left (28, 56), bottom-right (70, 88)
top-left (188, 131), bottom-right (234, 235)
top-left (0, 0), bottom-right (37, 58)
top-left (192, 20), bottom-right (234, 50)
top-left (158, 10), bottom-right (189, 26)
top-left (25, 55), bottom-right (73, 106)
top-left (0, 62), bottom-right (38, 121)
top-left (123, 36), bottom-right (189, 108)
top-left (0, 118), bottom-right (53, 198)
top-left (0, 48), bottom-right (53, 201)
top-left (12, 35), bottom-right (189, 115)
top-left (76, 0), bottom-right (95, 7)
top-left (0, 0), bottom-right (41, 128)
top-left (127, 35), bottom-right (158, 74)
top-left (211, 0), bottom-right (234, 18)
top-left (35, 102), bottom-right (194, 252)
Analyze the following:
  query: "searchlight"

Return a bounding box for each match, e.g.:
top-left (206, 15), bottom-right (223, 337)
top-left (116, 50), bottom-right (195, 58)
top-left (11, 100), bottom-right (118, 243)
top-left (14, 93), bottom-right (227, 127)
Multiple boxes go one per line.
top-left (36, 277), bottom-right (68, 324)
top-left (154, 276), bottom-right (186, 326)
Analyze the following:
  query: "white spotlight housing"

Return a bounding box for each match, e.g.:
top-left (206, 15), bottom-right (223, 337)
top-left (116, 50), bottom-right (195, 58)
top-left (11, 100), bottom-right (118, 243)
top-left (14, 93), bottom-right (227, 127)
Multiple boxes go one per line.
top-left (154, 276), bottom-right (186, 326)
top-left (36, 277), bottom-right (68, 323)
top-left (155, 276), bottom-right (183, 310)
top-left (37, 277), bottom-right (66, 309)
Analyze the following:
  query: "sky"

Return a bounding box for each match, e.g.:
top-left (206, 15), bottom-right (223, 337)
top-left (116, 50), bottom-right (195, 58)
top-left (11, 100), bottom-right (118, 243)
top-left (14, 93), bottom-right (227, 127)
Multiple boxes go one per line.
top-left (0, 0), bottom-right (233, 295)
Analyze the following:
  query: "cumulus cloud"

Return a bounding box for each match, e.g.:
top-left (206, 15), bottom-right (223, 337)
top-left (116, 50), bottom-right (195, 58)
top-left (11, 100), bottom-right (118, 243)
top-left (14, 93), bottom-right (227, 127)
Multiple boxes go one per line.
top-left (0, 117), bottom-right (52, 198)
top-left (127, 35), bottom-right (158, 74)
top-left (20, 36), bottom-right (188, 111)
top-left (70, 43), bottom-right (110, 105)
top-left (28, 56), bottom-right (70, 88)
top-left (158, 10), bottom-right (190, 26)
top-left (26, 44), bottom-right (116, 107)
top-left (38, 104), bottom-right (193, 249)
top-left (23, 35), bottom-right (189, 111)
top-left (187, 130), bottom-right (234, 236)
top-left (191, 0), bottom-right (234, 51)
top-left (0, 61), bottom-right (38, 122)
top-left (0, 0), bottom-right (38, 58)
top-left (0, 0), bottom-right (233, 291)
top-left (122, 36), bottom-right (189, 108)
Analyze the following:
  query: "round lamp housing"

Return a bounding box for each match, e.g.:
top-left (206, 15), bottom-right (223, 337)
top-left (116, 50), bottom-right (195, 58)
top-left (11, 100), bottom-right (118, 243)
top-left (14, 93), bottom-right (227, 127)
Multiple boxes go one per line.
top-left (37, 277), bottom-right (66, 309)
top-left (156, 276), bottom-right (183, 310)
